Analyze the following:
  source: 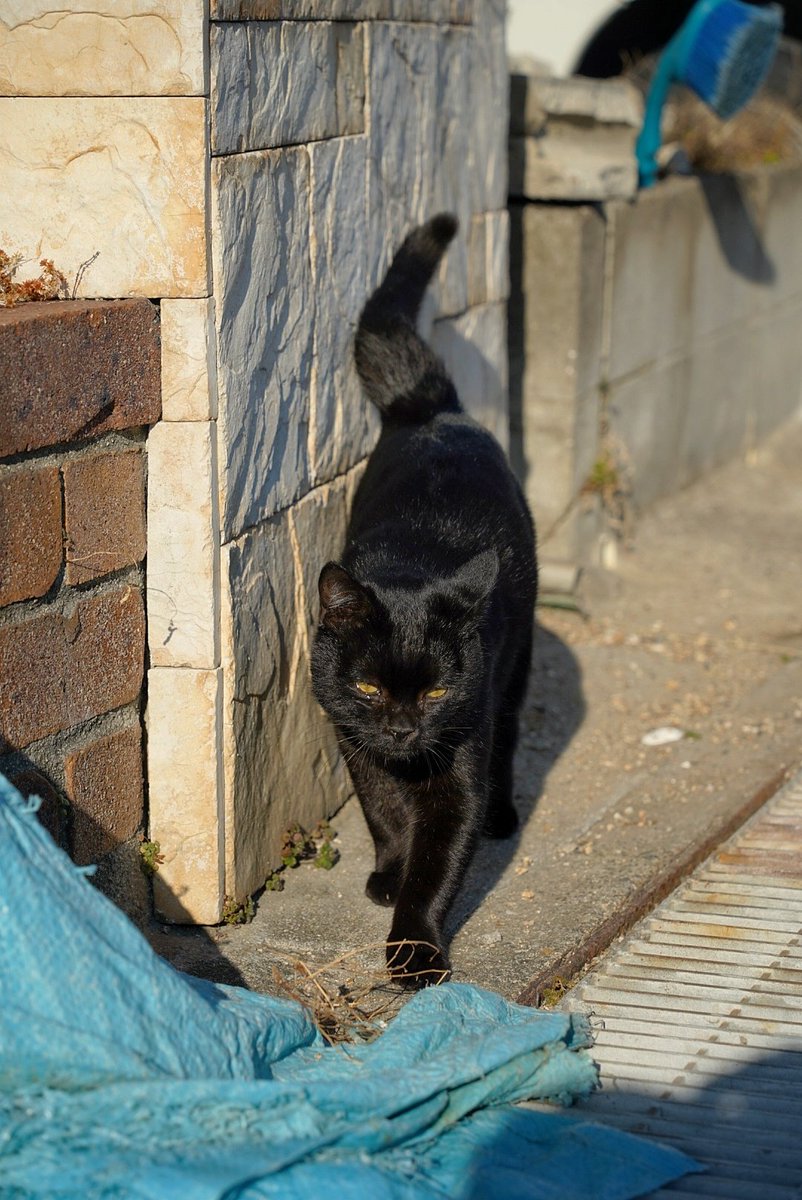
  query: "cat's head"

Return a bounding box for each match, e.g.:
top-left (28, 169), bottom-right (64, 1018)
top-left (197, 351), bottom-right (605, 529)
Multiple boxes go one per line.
top-left (311, 551), bottom-right (498, 764)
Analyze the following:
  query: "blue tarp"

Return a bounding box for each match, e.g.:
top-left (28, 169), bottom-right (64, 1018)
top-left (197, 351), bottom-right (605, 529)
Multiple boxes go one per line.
top-left (0, 774), bottom-right (697, 1198)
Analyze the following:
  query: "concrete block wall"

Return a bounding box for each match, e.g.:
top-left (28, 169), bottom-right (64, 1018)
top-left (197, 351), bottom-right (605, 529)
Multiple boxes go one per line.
top-left (510, 202), bottom-right (606, 563)
top-left (604, 168), bottom-right (802, 510)
top-left (511, 164), bottom-right (802, 566)
top-left (0, 299), bottom-right (160, 917)
top-left (1, 2), bottom-right (510, 922)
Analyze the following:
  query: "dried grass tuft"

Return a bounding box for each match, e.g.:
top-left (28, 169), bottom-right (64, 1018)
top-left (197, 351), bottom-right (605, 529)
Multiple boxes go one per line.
top-left (0, 248), bottom-right (99, 307)
top-left (665, 92), bottom-right (802, 173)
top-left (624, 54), bottom-right (802, 174)
top-left (0, 250), bottom-right (68, 307)
top-left (271, 941), bottom-right (448, 1044)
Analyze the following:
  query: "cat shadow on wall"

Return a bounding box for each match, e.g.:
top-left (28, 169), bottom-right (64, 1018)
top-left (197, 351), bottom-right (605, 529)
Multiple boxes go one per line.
top-left (446, 620), bottom-right (586, 939)
top-left (423, 304), bottom-right (509, 448)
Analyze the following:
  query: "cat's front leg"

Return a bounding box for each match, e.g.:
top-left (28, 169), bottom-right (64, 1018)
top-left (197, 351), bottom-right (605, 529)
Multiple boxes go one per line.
top-left (387, 767), bottom-right (484, 989)
top-left (345, 750), bottom-right (409, 908)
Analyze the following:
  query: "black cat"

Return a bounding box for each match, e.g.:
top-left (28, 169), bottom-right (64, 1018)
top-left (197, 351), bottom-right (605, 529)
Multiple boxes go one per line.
top-left (311, 215), bottom-right (537, 988)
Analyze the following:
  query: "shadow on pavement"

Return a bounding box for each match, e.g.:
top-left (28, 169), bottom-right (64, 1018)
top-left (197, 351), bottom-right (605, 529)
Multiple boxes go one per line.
top-left (447, 619), bottom-right (587, 941)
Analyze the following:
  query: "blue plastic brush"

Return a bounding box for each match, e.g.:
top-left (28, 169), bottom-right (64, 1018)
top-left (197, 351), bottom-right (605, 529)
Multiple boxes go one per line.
top-left (636, 0), bottom-right (783, 187)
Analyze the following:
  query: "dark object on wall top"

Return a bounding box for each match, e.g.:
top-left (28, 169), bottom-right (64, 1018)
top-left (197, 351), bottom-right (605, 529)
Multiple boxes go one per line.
top-left (576, 0), bottom-right (801, 77)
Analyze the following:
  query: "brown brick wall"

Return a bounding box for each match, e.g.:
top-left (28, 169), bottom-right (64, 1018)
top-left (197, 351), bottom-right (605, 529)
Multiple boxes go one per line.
top-left (66, 723), bottom-right (145, 866)
top-left (0, 298), bottom-right (160, 888)
top-left (0, 463), bottom-right (62, 604)
top-left (0, 585), bottom-right (145, 750)
top-left (63, 449), bottom-right (146, 585)
top-left (0, 299), bottom-right (160, 457)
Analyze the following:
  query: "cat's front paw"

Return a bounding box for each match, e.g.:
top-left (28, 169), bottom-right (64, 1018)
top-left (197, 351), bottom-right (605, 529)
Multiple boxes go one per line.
top-left (366, 867), bottom-right (402, 907)
top-left (386, 933), bottom-right (450, 990)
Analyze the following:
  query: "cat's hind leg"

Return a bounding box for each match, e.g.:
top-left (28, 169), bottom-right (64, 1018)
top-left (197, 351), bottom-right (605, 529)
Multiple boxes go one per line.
top-left (366, 861), bottom-right (404, 907)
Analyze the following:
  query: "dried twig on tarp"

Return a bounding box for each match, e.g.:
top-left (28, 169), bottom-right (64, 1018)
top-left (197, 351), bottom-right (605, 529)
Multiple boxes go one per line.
top-left (272, 941), bottom-right (447, 1045)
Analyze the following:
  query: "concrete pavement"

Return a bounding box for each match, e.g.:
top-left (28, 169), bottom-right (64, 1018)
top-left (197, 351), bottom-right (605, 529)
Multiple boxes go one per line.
top-left (150, 415), bottom-right (802, 1009)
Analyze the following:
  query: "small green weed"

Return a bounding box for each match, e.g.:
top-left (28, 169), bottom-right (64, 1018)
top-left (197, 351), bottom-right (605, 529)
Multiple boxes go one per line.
top-left (268, 820), bottom-right (340, 893)
top-left (580, 437), bottom-right (634, 546)
top-left (538, 976), bottom-right (570, 1007)
top-left (584, 456), bottom-right (619, 494)
top-left (314, 840), bottom-right (339, 870)
top-left (222, 895), bottom-right (256, 925)
top-left (281, 823), bottom-right (316, 869)
top-left (139, 840), bottom-right (164, 876)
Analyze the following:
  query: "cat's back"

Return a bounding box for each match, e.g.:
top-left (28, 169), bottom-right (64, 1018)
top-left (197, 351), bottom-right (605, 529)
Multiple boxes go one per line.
top-left (367, 408), bottom-right (506, 484)
top-left (348, 410), bottom-right (534, 573)
top-left (346, 213), bottom-right (535, 590)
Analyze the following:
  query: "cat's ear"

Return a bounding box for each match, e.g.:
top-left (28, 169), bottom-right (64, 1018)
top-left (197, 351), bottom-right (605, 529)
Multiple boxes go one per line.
top-left (447, 550), bottom-right (499, 618)
top-left (318, 563), bottom-right (376, 632)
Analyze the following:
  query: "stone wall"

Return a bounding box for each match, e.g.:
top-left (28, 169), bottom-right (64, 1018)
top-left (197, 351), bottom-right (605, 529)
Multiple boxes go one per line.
top-left (1, 2), bottom-right (510, 922)
top-left (511, 164), bottom-right (802, 568)
top-left (0, 299), bottom-right (160, 917)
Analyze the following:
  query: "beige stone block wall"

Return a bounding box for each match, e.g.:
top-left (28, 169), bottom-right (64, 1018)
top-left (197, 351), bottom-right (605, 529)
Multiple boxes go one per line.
top-left (148, 666), bottom-right (224, 923)
top-left (0, 97), bottom-right (208, 299)
top-left (160, 299), bottom-right (218, 421)
top-left (7, 3), bottom-right (511, 923)
top-left (0, 3), bottom-right (206, 96)
top-left (146, 421), bottom-right (220, 670)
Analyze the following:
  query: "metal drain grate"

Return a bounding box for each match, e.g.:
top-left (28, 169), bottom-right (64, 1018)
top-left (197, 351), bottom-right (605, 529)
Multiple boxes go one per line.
top-left (563, 771), bottom-right (802, 1199)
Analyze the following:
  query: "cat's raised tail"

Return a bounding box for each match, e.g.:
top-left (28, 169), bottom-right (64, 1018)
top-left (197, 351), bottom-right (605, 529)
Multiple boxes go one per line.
top-left (354, 214), bottom-right (461, 424)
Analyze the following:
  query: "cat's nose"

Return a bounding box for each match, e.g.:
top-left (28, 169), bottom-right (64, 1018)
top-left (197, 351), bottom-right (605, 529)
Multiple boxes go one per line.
top-left (388, 720), bottom-right (416, 743)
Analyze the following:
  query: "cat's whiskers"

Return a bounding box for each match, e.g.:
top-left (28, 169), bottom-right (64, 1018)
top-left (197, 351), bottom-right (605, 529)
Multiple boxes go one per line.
top-left (340, 736), bottom-right (373, 777)
top-left (423, 743), bottom-right (453, 779)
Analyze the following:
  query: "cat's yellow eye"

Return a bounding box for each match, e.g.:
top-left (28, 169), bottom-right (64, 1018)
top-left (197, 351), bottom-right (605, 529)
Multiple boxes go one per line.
top-left (356, 681), bottom-right (380, 696)
top-left (425, 687), bottom-right (448, 700)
